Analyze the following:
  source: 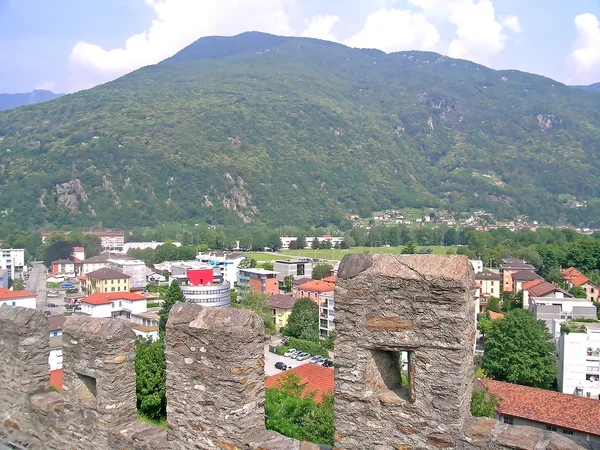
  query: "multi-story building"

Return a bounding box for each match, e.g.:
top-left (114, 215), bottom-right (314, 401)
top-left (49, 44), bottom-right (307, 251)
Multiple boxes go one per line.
top-left (81, 252), bottom-right (132, 275)
top-left (72, 246), bottom-right (85, 260)
top-left (294, 279), bottom-right (334, 304)
top-left (42, 231), bottom-right (125, 251)
top-left (273, 260), bottom-right (313, 282)
top-left (121, 241), bottom-right (181, 253)
top-left (108, 258), bottom-right (147, 291)
top-left (500, 258), bottom-right (535, 294)
top-left (469, 260), bottom-right (484, 274)
top-left (196, 252), bottom-right (246, 285)
top-left (85, 268), bottom-right (130, 295)
top-left (558, 321), bottom-right (600, 398)
top-left (319, 292), bottom-right (335, 338)
top-left (279, 235), bottom-right (344, 249)
top-left (0, 269), bottom-right (8, 288)
top-left (170, 265), bottom-right (230, 308)
top-left (0, 288), bottom-right (36, 309)
top-left (51, 259), bottom-right (75, 278)
top-left (562, 267), bottom-right (600, 303)
top-left (511, 270), bottom-right (543, 294)
top-left (238, 268), bottom-right (279, 296)
top-left (474, 271), bottom-right (501, 297)
top-left (48, 315), bottom-right (66, 371)
top-left (266, 294), bottom-right (296, 328)
top-left (521, 280), bottom-right (572, 309)
top-left (481, 379), bottom-right (600, 448)
top-left (529, 296), bottom-right (596, 341)
top-left (0, 248), bottom-right (24, 279)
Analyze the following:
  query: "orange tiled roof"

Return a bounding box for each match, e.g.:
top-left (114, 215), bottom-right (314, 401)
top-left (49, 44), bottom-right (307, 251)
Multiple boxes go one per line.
top-left (482, 379), bottom-right (600, 436)
top-left (265, 364), bottom-right (334, 403)
top-left (73, 247), bottom-right (84, 252)
top-left (82, 292), bottom-right (147, 305)
top-left (0, 288), bottom-right (36, 300)
top-left (570, 274), bottom-right (593, 287)
top-left (297, 280), bottom-right (335, 293)
top-left (488, 311), bottom-right (504, 320)
top-left (322, 275), bottom-right (336, 284)
top-left (562, 267), bottom-right (582, 278)
top-left (521, 279), bottom-right (544, 291)
top-left (49, 369), bottom-right (63, 392)
top-left (528, 281), bottom-right (572, 298)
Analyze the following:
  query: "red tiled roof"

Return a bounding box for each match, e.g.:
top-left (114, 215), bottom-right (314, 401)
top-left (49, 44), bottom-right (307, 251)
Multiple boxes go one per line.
top-left (488, 311), bottom-right (504, 320)
top-left (73, 247), bottom-right (84, 252)
top-left (528, 281), bottom-right (572, 298)
top-left (562, 267), bottom-right (582, 278)
top-left (82, 292), bottom-right (146, 305)
top-left (297, 280), bottom-right (335, 293)
top-left (79, 275), bottom-right (87, 281)
top-left (322, 275), bottom-right (336, 284)
top-left (50, 369), bottom-right (63, 391)
top-left (0, 288), bottom-right (36, 300)
top-left (521, 279), bottom-right (544, 291)
top-left (72, 257), bottom-right (82, 264)
top-left (570, 274), bottom-right (594, 287)
top-left (482, 379), bottom-right (600, 436)
top-left (265, 364), bottom-right (334, 403)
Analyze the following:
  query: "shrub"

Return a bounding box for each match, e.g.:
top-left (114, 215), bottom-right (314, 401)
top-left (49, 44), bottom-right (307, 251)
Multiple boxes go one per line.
top-left (288, 337), bottom-right (329, 358)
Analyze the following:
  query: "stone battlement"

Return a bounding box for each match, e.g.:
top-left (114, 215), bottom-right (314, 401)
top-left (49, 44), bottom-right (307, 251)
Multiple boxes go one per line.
top-left (0, 255), bottom-right (586, 449)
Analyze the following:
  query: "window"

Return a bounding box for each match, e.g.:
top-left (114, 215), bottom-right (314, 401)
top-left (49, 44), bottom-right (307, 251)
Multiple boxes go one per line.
top-left (11, 301), bottom-right (15, 306)
top-left (491, 281), bottom-right (494, 286)
top-left (119, 301), bottom-right (122, 307)
top-left (366, 349), bottom-right (415, 403)
top-left (491, 288), bottom-right (494, 294)
top-left (546, 426), bottom-right (557, 432)
top-left (111, 280), bottom-right (114, 284)
top-left (74, 373), bottom-right (97, 408)
top-left (562, 429), bottom-right (574, 436)
top-left (503, 416), bottom-right (514, 425)
top-left (111, 287), bottom-right (115, 292)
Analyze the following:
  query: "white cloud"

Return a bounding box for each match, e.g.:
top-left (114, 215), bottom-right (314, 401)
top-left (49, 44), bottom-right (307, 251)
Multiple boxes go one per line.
top-left (301, 15), bottom-right (340, 42)
top-left (67, 0), bottom-right (293, 92)
top-left (447, 0), bottom-right (506, 65)
top-left (345, 8), bottom-right (440, 53)
top-left (568, 13), bottom-right (600, 84)
top-left (501, 15), bottom-right (522, 33)
top-left (35, 81), bottom-right (56, 91)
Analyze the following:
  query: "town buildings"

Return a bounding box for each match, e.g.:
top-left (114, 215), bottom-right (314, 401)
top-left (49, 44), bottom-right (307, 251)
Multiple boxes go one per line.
top-left (562, 267), bottom-right (600, 303)
top-left (0, 248), bottom-right (24, 279)
top-left (48, 315), bottom-right (66, 371)
top-left (41, 231), bottom-right (125, 251)
top-left (0, 288), bottom-right (36, 309)
top-left (529, 296), bottom-right (596, 340)
top-left (238, 268), bottom-right (279, 296)
top-left (319, 292), bottom-right (335, 337)
top-left (273, 260), bottom-right (312, 282)
top-left (81, 252), bottom-right (132, 275)
top-left (107, 258), bottom-right (146, 291)
top-left (474, 271), bottom-right (501, 297)
top-left (265, 364), bottom-right (334, 403)
top-left (558, 321), bottom-right (600, 398)
top-left (266, 294), bottom-right (296, 328)
top-left (279, 235), bottom-right (344, 249)
top-left (511, 270), bottom-right (543, 294)
top-left (293, 279), bottom-right (334, 303)
top-left (481, 379), bottom-right (600, 449)
top-left (121, 241), bottom-right (181, 253)
top-left (51, 259), bottom-right (75, 278)
top-left (170, 264), bottom-right (231, 307)
top-left (521, 280), bottom-right (571, 309)
top-left (85, 268), bottom-right (130, 295)
top-left (0, 269), bottom-right (8, 288)
top-left (72, 246), bottom-right (85, 261)
top-left (500, 258), bottom-right (536, 294)
top-left (196, 252), bottom-right (246, 285)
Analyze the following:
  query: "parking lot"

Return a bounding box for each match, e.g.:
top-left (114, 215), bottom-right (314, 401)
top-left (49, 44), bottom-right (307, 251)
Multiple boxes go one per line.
top-left (264, 343), bottom-right (310, 376)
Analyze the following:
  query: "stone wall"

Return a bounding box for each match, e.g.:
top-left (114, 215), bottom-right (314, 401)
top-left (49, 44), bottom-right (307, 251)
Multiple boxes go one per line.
top-left (0, 255), bottom-right (591, 450)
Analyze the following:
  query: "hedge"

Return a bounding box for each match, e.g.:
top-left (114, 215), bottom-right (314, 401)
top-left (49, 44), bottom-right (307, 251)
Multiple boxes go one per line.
top-left (288, 338), bottom-right (329, 358)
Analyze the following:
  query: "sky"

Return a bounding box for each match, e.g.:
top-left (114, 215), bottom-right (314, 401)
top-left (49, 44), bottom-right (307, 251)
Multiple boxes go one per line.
top-left (1, 0), bottom-right (600, 94)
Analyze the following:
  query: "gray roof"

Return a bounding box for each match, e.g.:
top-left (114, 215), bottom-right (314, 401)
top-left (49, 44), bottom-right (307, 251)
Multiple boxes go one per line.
top-left (474, 271), bottom-right (501, 281)
top-left (86, 267), bottom-right (130, 280)
top-left (48, 315), bottom-right (66, 331)
top-left (267, 294), bottom-right (297, 310)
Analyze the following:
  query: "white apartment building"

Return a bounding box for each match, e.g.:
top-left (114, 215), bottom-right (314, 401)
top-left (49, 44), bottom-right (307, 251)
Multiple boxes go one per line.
top-left (319, 293), bottom-right (335, 338)
top-left (48, 315), bottom-right (66, 371)
top-left (558, 322), bottom-right (600, 399)
top-left (530, 297), bottom-right (597, 341)
top-left (273, 260), bottom-right (313, 282)
top-left (108, 258), bottom-right (147, 291)
top-left (0, 288), bottom-right (36, 309)
top-left (470, 260), bottom-right (484, 274)
top-left (0, 248), bottom-right (24, 279)
top-left (121, 241), bottom-right (181, 253)
top-left (196, 252), bottom-right (246, 285)
top-left (279, 236), bottom-right (344, 250)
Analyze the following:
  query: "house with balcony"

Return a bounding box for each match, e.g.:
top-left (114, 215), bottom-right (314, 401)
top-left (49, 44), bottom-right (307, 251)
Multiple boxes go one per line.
top-left (294, 279), bottom-right (334, 304)
top-left (562, 267), bottom-right (600, 303)
top-left (558, 321), bottom-right (600, 398)
top-left (266, 294), bottom-right (296, 329)
top-left (238, 268), bottom-right (279, 296)
top-left (48, 315), bottom-right (66, 371)
top-left (521, 280), bottom-right (572, 309)
top-left (0, 248), bottom-right (24, 279)
top-left (85, 268), bottom-right (130, 295)
top-left (500, 258), bottom-right (535, 294)
top-left (273, 260), bottom-right (313, 282)
top-left (319, 292), bottom-right (335, 338)
top-left (474, 271), bottom-right (501, 297)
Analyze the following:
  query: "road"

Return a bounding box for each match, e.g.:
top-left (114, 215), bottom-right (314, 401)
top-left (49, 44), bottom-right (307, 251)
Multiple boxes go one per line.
top-left (29, 262), bottom-right (47, 310)
top-left (264, 343), bottom-right (310, 376)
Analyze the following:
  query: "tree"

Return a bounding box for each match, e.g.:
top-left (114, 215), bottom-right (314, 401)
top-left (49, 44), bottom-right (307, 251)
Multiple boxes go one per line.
top-left (43, 240), bottom-right (74, 266)
top-left (135, 337), bottom-right (166, 422)
top-left (477, 311), bottom-right (493, 337)
top-left (81, 234), bottom-right (102, 257)
top-left (543, 266), bottom-right (565, 285)
top-left (154, 243), bottom-right (179, 263)
top-left (67, 230), bottom-right (85, 245)
top-left (265, 371), bottom-right (334, 446)
top-left (569, 286), bottom-right (587, 298)
top-left (284, 298), bottom-right (319, 342)
top-left (158, 280), bottom-right (186, 334)
top-left (231, 291), bottom-right (276, 334)
top-left (481, 309), bottom-right (557, 389)
top-left (443, 228), bottom-right (458, 246)
top-left (267, 233), bottom-right (283, 251)
top-left (283, 275), bottom-right (293, 293)
top-left (45, 232), bottom-right (67, 246)
top-left (296, 234), bottom-right (307, 250)
top-left (239, 257), bottom-right (254, 269)
top-left (402, 242), bottom-right (416, 254)
top-left (470, 387), bottom-right (498, 418)
top-left (312, 264), bottom-right (333, 280)
top-left (485, 297), bottom-right (500, 313)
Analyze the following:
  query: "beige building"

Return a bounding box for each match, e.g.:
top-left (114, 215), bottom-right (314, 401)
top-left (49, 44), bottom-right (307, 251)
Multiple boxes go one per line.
top-left (474, 271), bottom-right (501, 297)
top-left (85, 267), bottom-right (130, 295)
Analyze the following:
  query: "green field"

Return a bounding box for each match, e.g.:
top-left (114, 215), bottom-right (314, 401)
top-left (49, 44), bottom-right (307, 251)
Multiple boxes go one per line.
top-left (247, 246), bottom-right (457, 262)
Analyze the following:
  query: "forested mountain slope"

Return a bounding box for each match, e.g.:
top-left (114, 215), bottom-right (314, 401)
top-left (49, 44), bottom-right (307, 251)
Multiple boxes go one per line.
top-left (1, 32), bottom-right (600, 233)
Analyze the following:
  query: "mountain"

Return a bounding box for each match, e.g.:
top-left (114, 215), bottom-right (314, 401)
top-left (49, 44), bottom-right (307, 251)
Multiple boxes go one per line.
top-left (1, 32), bottom-right (600, 234)
top-left (0, 90), bottom-right (64, 112)
top-left (573, 83), bottom-right (600, 93)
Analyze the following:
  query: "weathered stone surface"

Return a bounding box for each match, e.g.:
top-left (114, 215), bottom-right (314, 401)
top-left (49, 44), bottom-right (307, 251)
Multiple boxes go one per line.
top-left (166, 303), bottom-right (266, 449)
top-left (337, 253), bottom-right (373, 280)
top-left (495, 425), bottom-right (542, 450)
top-left (334, 255), bottom-right (475, 450)
top-left (464, 417), bottom-right (499, 441)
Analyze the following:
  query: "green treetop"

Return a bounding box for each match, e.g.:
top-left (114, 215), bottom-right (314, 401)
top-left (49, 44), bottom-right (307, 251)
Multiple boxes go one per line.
top-left (158, 280), bottom-right (186, 334)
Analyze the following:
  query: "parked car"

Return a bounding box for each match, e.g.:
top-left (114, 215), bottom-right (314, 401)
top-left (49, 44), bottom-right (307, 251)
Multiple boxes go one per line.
top-left (274, 362), bottom-right (287, 371)
top-left (309, 355), bottom-right (323, 364)
top-left (47, 303), bottom-right (57, 307)
top-left (296, 352), bottom-right (311, 361)
top-left (60, 283), bottom-right (74, 289)
top-left (283, 348), bottom-right (297, 358)
top-left (43, 311), bottom-right (51, 316)
top-left (281, 336), bottom-right (290, 346)
top-left (321, 359), bottom-right (334, 368)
